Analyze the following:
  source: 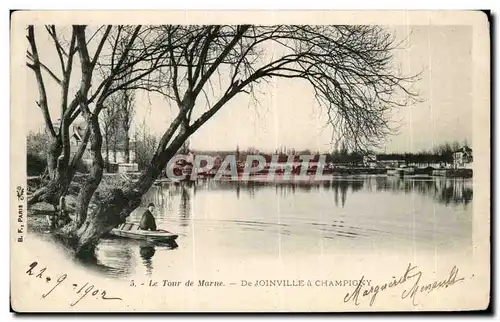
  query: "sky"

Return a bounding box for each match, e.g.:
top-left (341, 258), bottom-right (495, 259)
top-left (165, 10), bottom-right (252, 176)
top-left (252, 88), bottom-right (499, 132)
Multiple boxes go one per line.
top-left (25, 25), bottom-right (473, 154)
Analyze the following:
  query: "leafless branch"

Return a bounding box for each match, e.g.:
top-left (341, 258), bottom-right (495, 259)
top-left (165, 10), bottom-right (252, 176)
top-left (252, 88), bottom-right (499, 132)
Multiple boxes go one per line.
top-left (26, 26), bottom-right (56, 137)
top-left (152, 25), bottom-right (420, 153)
top-left (45, 25), bottom-right (66, 73)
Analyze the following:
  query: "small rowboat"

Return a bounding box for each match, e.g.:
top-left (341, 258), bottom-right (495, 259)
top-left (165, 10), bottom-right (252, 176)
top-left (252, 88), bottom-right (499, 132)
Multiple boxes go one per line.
top-left (109, 222), bottom-right (178, 243)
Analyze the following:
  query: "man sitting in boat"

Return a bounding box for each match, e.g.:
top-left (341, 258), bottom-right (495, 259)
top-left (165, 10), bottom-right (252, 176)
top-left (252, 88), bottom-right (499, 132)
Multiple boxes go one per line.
top-left (139, 203), bottom-right (157, 231)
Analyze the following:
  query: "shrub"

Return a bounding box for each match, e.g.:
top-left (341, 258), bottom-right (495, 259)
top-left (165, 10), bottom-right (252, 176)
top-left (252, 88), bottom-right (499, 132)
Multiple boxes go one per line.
top-left (27, 153), bottom-right (46, 176)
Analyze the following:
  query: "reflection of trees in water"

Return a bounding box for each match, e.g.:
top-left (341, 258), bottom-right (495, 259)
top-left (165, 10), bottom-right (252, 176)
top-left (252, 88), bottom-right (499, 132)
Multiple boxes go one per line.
top-left (141, 185), bottom-right (173, 219)
top-left (237, 177), bottom-right (471, 206)
top-left (331, 181), bottom-right (347, 207)
top-left (145, 177), bottom-right (472, 220)
top-left (329, 180), bottom-right (363, 207)
top-left (435, 179), bottom-right (473, 206)
top-left (351, 180), bottom-right (364, 193)
top-left (149, 180), bottom-right (364, 209)
top-left (372, 177), bottom-right (473, 206)
top-left (142, 183), bottom-right (193, 224)
top-left (179, 186), bottom-right (191, 226)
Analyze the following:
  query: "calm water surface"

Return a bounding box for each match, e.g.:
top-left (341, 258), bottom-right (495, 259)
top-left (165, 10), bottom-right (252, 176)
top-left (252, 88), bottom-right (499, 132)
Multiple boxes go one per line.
top-left (94, 176), bottom-right (472, 277)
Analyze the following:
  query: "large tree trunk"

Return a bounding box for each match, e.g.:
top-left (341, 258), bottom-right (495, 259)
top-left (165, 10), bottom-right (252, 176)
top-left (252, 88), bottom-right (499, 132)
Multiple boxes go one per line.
top-left (28, 136), bottom-right (72, 208)
top-left (75, 115), bottom-right (104, 226)
top-left (27, 172), bottom-right (72, 218)
top-left (60, 129), bottom-right (190, 258)
top-left (29, 127), bottom-right (90, 209)
top-left (54, 188), bottom-right (143, 257)
top-left (62, 166), bottom-right (159, 257)
top-left (46, 137), bottom-right (62, 180)
top-left (47, 84), bottom-right (192, 259)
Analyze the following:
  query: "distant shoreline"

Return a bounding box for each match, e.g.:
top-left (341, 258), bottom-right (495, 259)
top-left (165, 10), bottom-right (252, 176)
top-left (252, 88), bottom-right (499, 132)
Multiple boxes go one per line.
top-left (26, 168), bottom-right (474, 188)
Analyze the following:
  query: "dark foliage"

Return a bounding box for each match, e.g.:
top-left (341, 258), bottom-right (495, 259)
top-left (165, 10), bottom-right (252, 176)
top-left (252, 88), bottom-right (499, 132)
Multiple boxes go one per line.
top-left (27, 154), bottom-right (47, 176)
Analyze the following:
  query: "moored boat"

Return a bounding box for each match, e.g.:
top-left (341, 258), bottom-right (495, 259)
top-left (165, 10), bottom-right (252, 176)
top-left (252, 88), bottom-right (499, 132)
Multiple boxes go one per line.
top-left (387, 166), bottom-right (415, 176)
top-left (109, 222), bottom-right (178, 243)
top-left (387, 168), bottom-right (404, 176)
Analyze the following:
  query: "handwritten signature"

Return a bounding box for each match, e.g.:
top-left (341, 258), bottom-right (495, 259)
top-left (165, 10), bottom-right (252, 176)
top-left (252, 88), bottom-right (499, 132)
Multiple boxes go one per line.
top-left (26, 261), bottom-right (122, 306)
top-left (344, 263), bottom-right (465, 307)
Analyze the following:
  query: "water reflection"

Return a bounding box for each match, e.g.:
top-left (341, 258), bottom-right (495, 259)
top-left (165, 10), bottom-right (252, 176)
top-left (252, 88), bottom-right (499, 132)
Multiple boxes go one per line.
top-left (140, 183), bottom-right (194, 224)
top-left (373, 177), bottom-right (473, 206)
top-left (155, 176), bottom-right (472, 208)
top-left (92, 176), bottom-right (472, 278)
top-left (179, 186), bottom-right (191, 226)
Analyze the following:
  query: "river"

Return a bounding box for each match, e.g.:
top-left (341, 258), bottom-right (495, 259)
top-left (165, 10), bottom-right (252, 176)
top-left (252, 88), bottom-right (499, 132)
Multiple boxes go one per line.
top-left (89, 175), bottom-right (472, 278)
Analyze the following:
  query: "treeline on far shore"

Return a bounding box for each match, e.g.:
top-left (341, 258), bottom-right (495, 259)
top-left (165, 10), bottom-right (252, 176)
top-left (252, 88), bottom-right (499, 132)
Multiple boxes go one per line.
top-left (27, 128), bottom-right (470, 177)
top-left (193, 140), bottom-right (470, 165)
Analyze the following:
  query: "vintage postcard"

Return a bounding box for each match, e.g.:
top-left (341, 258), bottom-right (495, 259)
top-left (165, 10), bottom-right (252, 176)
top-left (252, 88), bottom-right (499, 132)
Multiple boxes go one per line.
top-left (10, 10), bottom-right (490, 312)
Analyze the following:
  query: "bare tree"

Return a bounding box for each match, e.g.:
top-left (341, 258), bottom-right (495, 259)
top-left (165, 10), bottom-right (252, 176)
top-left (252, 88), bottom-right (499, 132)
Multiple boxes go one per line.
top-left (27, 25), bottom-right (171, 209)
top-left (134, 120), bottom-right (158, 170)
top-left (99, 99), bottom-right (119, 167)
top-left (26, 25), bottom-right (181, 256)
top-left (118, 88), bottom-right (135, 163)
top-left (26, 25), bottom-right (83, 210)
top-left (127, 25), bottom-right (419, 192)
top-left (28, 24), bottom-right (419, 258)
top-left (99, 88), bottom-right (135, 166)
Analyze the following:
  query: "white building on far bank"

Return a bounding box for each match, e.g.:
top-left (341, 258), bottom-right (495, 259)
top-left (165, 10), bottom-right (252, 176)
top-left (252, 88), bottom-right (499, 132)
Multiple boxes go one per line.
top-left (453, 146), bottom-right (473, 169)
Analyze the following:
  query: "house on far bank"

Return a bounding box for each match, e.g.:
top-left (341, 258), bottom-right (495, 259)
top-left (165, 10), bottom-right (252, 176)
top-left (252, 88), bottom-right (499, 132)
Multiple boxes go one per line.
top-left (103, 141), bottom-right (137, 164)
top-left (103, 140), bottom-right (138, 173)
top-left (70, 121), bottom-right (89, 156)
top-left (53, 119), bottom-right (91, 159)
top-left (407, 161), bottom-right (446, 169)
top-left (376, 157), bottom-right (406, 169)
top-left (453, 146), bottom-right (473, 169)
top-left (53, 119), bottom-right (138, 173)
top-left (362, 154), bottom-right (378, 168)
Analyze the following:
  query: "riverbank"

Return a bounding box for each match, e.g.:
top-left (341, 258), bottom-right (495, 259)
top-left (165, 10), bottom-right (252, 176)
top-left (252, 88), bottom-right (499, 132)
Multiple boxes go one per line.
top-left (27, 207), bottom-right (52, 233)
top-left (171, 166), bottom-right (473, 180)
top-left (172, 168), bottom-right (473, 182)
top-left (27, 173), bottom-right (129, 233)
top-left (432, 168), bottom-right (473, 178)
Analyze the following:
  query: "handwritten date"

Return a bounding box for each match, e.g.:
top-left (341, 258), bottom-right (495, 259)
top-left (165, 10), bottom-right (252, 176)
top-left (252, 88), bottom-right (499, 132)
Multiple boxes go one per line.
top-left (26, 261), bottom-right (122, 306)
